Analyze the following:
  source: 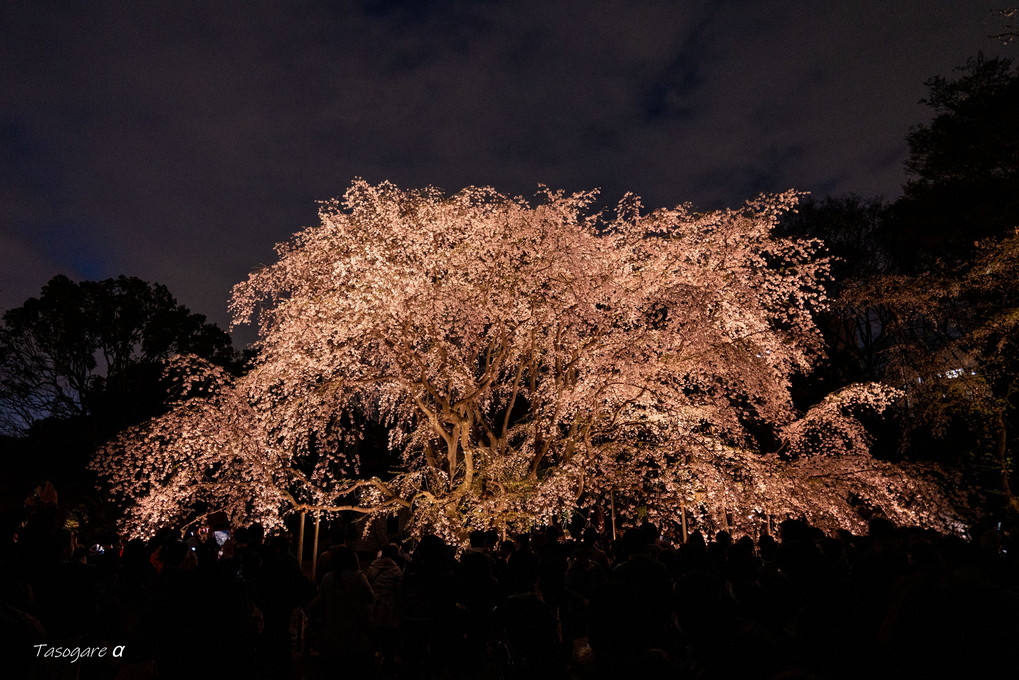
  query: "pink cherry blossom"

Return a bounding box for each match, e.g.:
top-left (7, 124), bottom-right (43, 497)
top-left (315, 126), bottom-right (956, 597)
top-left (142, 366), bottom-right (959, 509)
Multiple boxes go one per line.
top-left (93, 181), bottom-right (967, 542)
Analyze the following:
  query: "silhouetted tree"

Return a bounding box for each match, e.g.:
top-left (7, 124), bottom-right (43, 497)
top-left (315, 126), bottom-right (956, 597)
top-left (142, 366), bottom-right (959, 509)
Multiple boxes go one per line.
top-left (0, 274), bottom-right (235, 437)
top-left (890, 54), bottom-right (1019, 266)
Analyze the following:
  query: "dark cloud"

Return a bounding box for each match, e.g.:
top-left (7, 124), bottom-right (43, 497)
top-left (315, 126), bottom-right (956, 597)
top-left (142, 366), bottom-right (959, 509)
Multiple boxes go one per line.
top-left (0, 1), bottom-right (1011, 343)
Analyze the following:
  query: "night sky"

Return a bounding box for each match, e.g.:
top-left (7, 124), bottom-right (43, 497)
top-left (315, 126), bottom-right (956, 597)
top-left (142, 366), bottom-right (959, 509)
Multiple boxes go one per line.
top-left (1, 1), bottom-right (1011, 346)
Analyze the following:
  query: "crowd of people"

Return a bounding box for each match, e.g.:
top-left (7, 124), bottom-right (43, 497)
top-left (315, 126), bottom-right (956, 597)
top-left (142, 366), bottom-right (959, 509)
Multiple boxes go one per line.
top-left (3, 482), bottom-right (1018, 679)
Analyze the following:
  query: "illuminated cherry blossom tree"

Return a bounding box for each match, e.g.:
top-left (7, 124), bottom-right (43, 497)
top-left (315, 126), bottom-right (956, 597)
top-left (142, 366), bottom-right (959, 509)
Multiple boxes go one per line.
top-left (95, 181), bottom-right (967, 541)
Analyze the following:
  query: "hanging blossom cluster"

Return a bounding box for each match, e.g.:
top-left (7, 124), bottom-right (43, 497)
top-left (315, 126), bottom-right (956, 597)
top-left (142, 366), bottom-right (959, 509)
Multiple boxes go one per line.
top-left (92, 356), bottom-right (383, 538)
top-left (92, 357), bottom-right (289, 539)
top-left (96, 181), bottom-right (967, 542)
top-left (589, 388), bottom-right (968, 540)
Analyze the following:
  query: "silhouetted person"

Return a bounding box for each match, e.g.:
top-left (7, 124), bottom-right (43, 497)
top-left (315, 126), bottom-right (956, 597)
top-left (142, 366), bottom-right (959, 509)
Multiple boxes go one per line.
top-left (400, 535), bottom-right (460, 676)
top-left (366, 543), bottom-right (403, 671)
top-left (309, 545), bottom-right (373, 675)
top-left (255, 534), bottom-right (314, 678)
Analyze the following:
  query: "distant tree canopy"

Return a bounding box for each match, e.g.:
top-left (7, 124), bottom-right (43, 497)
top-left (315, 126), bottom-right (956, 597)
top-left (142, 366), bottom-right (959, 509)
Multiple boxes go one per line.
top-left (779, 195), bottom-right (893, 390)
top-left (0, 274), bottom-right (235, 437)
top-left (892, 54), bottom-right (1019, 265)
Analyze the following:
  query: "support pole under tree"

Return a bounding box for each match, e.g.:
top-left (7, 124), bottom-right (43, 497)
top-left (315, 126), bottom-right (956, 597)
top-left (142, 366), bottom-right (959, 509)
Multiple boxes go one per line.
top-left (680, 505), bottom-right (688, 544)
top-left (297, 509), bottom-right (307, 568)
top-left (609, 490), bottom-right (617, 541)
top-left (311, 511), bottom-right (321, 580)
